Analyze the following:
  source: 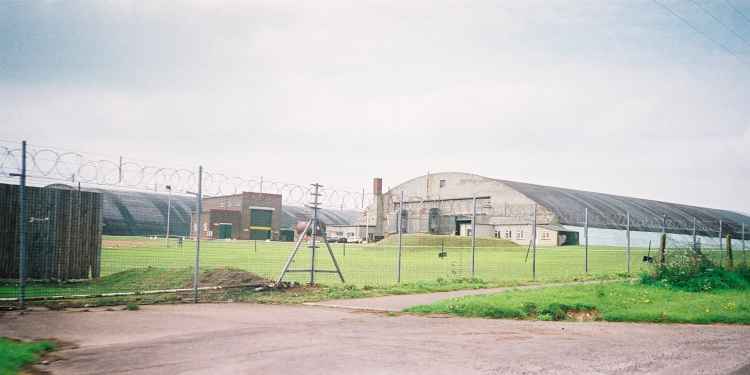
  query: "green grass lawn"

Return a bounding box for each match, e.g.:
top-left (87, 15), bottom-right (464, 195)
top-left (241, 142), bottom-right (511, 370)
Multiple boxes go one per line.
top-left (0, 338), bottom-right (55, 375)
top-left (405, 281), bottom-right (750, 324)
top-left (4, 233), bottom-right (731, 300)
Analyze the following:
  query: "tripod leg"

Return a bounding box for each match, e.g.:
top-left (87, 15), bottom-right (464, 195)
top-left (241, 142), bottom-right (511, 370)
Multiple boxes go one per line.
top-left (323, 235), bottom-right (346, 283)
top-left (276, 219), bottom-right (312, 286)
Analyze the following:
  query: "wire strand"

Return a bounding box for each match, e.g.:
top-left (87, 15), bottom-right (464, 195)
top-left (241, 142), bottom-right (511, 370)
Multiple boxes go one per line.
top-left (724, 0), bottom-right (750, 26)
top-left (651, 0), bottom-right (749, 66)
top-left (687, 0), bottom-right (750, 47)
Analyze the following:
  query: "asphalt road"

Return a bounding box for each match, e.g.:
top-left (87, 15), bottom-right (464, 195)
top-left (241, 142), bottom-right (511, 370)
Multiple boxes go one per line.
top-left (2, 303), bottom-right (749, 375)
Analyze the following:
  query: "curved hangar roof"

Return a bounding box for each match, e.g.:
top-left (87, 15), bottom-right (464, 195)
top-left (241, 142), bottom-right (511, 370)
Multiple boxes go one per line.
top-left (280, 205), bottom-right (361, 229)
top-left (498, 179), bottom-right (749, 236)
top-left (389, 173), bottom-right (750, 237)
top-left (47, 184), bottom-right (360, 235)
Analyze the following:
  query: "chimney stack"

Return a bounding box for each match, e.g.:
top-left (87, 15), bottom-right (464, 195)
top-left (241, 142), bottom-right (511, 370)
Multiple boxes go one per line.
top-left (373, 177), bottom-right (383, 196)
top-left (373, 177), bottom-right (385, 238)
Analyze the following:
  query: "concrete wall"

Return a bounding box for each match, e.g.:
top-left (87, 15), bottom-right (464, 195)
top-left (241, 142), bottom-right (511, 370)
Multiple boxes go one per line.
top-left (493, 224), bottom-right (559, 246)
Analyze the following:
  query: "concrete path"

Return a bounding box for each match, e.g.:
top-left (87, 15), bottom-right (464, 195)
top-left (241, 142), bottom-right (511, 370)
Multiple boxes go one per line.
top-left (2, 303), bottom-right (749, 375)
top-left (304, 280), bottom-right (610, 312)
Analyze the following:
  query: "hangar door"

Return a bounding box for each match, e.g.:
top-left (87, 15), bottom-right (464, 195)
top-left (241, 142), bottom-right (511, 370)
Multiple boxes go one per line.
top-left (249, 208), bottom-right (273, 240)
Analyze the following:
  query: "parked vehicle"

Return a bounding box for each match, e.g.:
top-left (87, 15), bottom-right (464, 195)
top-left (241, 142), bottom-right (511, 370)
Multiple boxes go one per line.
top-left (345, 235), bottom-right (362, 244)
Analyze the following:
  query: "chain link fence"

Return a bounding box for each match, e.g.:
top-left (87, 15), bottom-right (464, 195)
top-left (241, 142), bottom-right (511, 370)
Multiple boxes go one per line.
top-left (1, 140), bottom-right (748, 307)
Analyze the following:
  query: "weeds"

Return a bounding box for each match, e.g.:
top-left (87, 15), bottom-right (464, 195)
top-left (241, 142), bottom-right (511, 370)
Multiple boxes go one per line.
top-left (640, 252), bottom-right (750, 292)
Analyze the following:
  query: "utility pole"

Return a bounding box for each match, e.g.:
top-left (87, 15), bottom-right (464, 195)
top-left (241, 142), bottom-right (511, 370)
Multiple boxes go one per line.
top-left (165, 185), bottom-right (172, 247)
top-left (276, 182), bottom-right (344, 285)
top-left (310, 183), bottom-right (322, 285)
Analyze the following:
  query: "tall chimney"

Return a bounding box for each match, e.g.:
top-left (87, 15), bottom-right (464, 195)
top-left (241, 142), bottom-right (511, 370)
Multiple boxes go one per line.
top-left (373, 177), bottom-right (383, 196)
top-left (374, 177), bottom-right (385, 238)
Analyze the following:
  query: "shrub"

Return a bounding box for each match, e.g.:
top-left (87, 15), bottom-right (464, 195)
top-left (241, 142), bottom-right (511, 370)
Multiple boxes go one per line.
top-left (641, 252), bottom-right (750, 292)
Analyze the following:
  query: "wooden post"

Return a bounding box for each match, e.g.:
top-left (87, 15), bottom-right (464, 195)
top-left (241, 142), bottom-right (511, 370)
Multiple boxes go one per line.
top-left (726, 234), bottom-right (733, 270)
top-left (659, 233), bottom-right (667, 265)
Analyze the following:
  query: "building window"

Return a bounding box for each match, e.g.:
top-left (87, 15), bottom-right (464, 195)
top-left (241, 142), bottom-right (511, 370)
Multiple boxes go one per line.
top-left (505, 230), bottom-right (512, 239)
top-left (439, 179), bottom-right (446, 188)
top-left (542, 231), bottom-right (550, 240)
top-left (516, 231), bottom-right (523, 240)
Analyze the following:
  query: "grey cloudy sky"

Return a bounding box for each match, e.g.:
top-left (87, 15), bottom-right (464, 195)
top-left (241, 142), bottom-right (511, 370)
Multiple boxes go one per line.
top-left (1, 0), bottom-right (749, 211)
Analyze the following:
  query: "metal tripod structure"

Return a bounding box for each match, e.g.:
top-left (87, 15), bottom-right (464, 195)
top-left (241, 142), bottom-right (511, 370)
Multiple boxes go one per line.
top-left (276, 183), bottom-right (345, 285)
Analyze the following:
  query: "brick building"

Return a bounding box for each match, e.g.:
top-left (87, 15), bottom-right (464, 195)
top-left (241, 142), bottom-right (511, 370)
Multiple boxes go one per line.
top-left (191, 192), bottom-right (282, 240)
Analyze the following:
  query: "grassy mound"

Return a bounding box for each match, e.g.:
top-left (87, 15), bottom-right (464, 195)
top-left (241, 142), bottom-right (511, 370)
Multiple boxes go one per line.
top-left (0, 338), bottom-right (56, 374)
top-left (376, 233), bottom-right (518, 247)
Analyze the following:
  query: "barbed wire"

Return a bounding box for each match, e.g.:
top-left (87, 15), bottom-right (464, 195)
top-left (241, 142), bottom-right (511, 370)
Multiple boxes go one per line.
top-left (0, 141), bottom-right (373, 210)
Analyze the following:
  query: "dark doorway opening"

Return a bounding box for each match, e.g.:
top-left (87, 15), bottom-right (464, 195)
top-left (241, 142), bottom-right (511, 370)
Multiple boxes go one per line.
top-left (455, 220), bottom-right (471, 236)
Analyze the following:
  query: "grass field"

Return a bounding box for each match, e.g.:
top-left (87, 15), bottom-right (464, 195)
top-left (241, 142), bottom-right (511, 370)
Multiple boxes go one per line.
top-left (405, 281), bottom-right (750, 324)
top-left (3, 233), bottom-right (743, 300)
top-left (0, 338), bottom-right (55, 375)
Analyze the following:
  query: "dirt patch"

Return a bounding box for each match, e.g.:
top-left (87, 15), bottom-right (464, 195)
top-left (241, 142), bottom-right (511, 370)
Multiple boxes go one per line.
top-left (187, 268), bottom-right (271, 288)
top-left (566, 309), bottom-right (602, 322)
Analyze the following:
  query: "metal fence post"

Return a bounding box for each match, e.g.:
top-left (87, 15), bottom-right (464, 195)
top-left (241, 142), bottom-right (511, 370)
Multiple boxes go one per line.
top-left (626, 212), bottom-right (631, 274)
top-left (397, 191), bottom-right (403, 283)
top-left (584, 207), bottom-right (588, 273)
top-left (532, 204), bottom-right (537, 280)
top-left (692, 217), bottom-right (697, 252)
top-left (719, 220), bottom-right (723, 266)
top-left (192, 166), bottom-right (203, 303)
top-left (742, 223), bottom-right (746, 265)
top-left (471, 195), bottom-right (476, 278)
top-left (18, 141), bottom-right (28, 308)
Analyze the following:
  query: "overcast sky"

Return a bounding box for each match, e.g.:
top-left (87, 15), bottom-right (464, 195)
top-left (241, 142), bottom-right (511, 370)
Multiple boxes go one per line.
top-left (1, 0), bottom-right (749, 212)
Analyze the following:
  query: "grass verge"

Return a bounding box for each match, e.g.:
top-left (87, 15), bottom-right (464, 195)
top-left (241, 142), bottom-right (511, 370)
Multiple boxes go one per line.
top-left (0, 338), bottom-right (56, 375)
top-left (404, 281), bottom-right (750, 324)
top-left (218, 274), bottom-right (619, 304)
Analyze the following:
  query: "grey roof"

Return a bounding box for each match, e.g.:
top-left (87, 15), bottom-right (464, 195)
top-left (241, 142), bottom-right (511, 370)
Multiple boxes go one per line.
top-left (497, 179), bottom-right (750, 237)
top-left (281, 206), bottom-right (361, 229)
top-left (47, 184), bottom-right (195, 236)
top-left (48, 184), bottom-right (362, 234)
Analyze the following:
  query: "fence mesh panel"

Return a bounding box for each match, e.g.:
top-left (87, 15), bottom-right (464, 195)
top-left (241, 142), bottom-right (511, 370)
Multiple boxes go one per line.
top-left (2, 140), bottom-right (749, 307)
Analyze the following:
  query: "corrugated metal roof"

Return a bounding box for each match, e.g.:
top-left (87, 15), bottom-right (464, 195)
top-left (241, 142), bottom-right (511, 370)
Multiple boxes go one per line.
top-left (280, 206), bottom-right (361, 228)
top-left (497, 179), bottom-right (750, 237)
top-left (46, 185), bottom-right (361, 235)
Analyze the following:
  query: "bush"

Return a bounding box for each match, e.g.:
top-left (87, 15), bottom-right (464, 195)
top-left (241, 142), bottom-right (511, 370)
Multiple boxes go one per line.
top-left (641, 252), bottom-right (750, 292)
